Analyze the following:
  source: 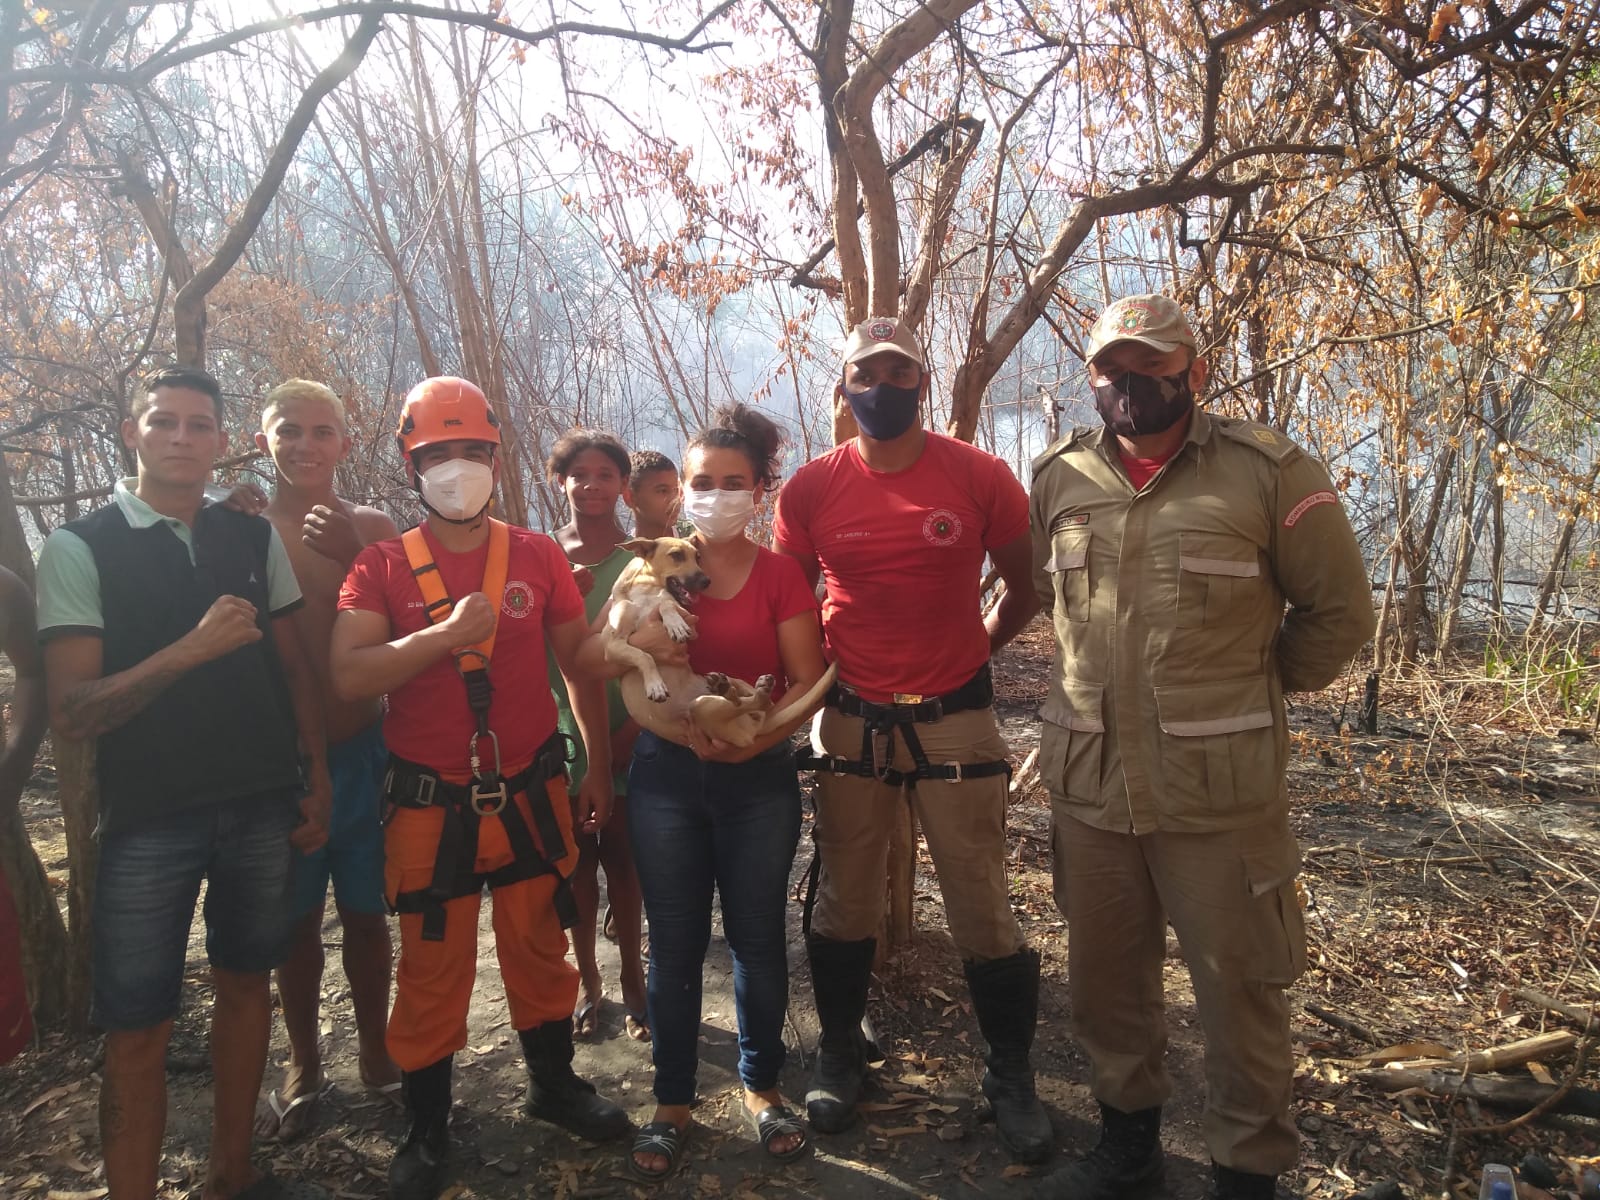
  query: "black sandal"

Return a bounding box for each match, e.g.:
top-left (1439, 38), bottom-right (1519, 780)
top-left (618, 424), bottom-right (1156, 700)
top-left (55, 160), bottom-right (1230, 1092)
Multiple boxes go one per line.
top-left (748, 1104), bottom-right (810, 1163)
top-left (628, 1120), bottom-right (688, 1182)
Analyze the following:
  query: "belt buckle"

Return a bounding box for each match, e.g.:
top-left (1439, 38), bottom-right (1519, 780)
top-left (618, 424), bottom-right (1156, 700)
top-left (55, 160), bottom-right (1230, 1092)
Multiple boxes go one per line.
top-left (892, 692), bottom-right (923, 705)
top-left (415, 774), bottom-right (437, 807)
top-left (944, 761), bottom-right (963, 785)
top-left (470, 780), bottom-right (509, 816)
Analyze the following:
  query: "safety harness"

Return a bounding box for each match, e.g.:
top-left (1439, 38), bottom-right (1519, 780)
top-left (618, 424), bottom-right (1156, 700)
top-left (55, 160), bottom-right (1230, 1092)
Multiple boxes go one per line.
top-left (795, 662), bottom-right (1012, 788)
top-left (383, 519), bottom-right (576, 941)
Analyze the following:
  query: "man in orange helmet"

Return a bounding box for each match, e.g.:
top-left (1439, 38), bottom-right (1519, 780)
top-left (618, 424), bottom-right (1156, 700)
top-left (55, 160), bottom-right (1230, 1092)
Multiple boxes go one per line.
top-left (330, 378), bottom-right (628, 1200)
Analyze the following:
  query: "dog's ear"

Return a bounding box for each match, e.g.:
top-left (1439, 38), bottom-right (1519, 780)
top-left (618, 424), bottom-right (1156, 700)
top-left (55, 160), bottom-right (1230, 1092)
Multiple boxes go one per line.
top-left (619, 537), bottom-right (658, 558)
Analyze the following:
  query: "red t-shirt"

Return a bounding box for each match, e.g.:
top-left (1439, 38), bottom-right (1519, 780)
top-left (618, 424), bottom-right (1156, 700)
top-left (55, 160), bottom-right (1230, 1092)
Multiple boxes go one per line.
top-left (773, 433), bottom-right (1029, 703)
top-left (339, 524), bottom-right (585, 777)
top-left (1119, 444), bottom-right (1181, 490)
top-left (688, 548), bottom-right (817, 702)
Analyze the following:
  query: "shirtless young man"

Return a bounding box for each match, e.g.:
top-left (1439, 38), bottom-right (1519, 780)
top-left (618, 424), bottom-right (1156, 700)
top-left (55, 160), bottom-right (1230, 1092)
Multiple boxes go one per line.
top-left (251, 379), bottom-right (402, 1138)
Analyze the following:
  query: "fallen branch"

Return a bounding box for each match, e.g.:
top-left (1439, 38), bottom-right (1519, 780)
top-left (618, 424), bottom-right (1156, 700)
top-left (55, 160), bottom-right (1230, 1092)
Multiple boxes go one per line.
top-left (1352, 1068), bottom-right (1600, 1119)
top-left (1305, 1001), bottom-right (1384, 1047)
top-left (1397, 1030), bottom-right (1576, 1073)
top-left (1512, 987), bottom-right (1598, 1030)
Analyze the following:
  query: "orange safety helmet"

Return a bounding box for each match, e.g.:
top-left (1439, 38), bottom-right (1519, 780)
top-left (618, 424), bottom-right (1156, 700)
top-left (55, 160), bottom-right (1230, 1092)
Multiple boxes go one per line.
top-left (395, 376), bottom-right (502, 457)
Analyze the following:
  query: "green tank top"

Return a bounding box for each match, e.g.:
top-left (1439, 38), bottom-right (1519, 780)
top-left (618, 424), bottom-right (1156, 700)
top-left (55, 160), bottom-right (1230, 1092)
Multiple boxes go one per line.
top-left (548, 544), bottom-right (633, 793)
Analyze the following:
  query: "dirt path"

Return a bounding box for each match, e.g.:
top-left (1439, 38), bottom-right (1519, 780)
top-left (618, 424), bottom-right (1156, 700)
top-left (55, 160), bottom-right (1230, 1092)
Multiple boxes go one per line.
top-left (3, 625), bottom-right (1599, 1198)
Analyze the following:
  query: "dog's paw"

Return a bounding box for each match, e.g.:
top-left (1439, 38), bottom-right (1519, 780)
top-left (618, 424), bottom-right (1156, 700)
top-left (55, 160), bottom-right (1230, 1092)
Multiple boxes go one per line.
top-left (704, 671), bottom-right (731, 695)
top-left (645, 679), bottom-right (670, 702)
top-left (662, 610), bottom-right (693, 642)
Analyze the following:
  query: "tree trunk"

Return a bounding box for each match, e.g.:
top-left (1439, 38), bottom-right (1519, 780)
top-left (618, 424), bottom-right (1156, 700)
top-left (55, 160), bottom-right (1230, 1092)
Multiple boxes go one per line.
top-left (55, 737), bottom-right (97, 1031)
top-left (1527, 461), bottom-right (1599, 638)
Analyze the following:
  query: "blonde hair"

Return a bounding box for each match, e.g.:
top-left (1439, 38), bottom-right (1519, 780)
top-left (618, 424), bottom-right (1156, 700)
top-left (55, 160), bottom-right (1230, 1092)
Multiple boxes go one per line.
top-left (261, 379), bottom-right (347, 432)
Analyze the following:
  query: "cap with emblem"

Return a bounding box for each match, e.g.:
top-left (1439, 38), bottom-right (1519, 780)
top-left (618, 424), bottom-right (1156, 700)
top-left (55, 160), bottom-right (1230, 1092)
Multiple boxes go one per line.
top-left (842, 316), bottom-right (924, 368)
top-left (1085, 294), bottom-right (1198, 364)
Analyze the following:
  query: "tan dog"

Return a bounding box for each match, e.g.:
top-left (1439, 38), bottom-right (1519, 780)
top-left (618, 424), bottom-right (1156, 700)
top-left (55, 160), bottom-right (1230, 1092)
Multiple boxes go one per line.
top-left (601, 536), bottom-right (837, 748)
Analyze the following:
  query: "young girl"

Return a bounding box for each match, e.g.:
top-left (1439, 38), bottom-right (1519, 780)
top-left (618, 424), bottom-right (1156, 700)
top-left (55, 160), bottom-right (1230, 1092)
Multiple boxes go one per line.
top-left (581, 405), bottom-right (826, 1180)
top-left (546, 430), bottom-right (650, 1043)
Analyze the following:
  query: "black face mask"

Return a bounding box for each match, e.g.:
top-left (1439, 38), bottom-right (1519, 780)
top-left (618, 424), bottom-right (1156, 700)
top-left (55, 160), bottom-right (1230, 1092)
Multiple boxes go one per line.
top-left (1092, 369), bottom-right (1194, 438)
top-left (844, 380), bottom-right (922, 440)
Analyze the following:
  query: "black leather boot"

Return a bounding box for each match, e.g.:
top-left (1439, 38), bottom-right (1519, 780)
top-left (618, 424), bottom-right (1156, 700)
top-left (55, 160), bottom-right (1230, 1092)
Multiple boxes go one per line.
top-left (964, 948), bottom-right (1054, 1165)
top-left (519, 1021), bottom-right (632, 1142)
top-left (1031, 1103), bottom-right (1162, 1199)
top-left (804, 934), bottom-right (876, 1134)
top-left (1209, 1162), bottom-right (1280, 1199)
top-left (389, 1056), bottom-right (452, 1200)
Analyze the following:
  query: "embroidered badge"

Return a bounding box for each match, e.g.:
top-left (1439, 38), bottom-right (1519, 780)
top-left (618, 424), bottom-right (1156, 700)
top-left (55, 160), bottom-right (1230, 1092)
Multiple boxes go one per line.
top-left (922, 508), bottom-right (964, 547)
top-left (1283, 490), bottom-right (1337, 528)
top-left (1253, 429), bottom-right (1278, 445)
top-left (1051, 512), bottom-right (1089, 530)
top-left (868, 318), bottom-right (896, 341)
top-left (1118, 303), bottom-right (1153, 333)
top-left (502, 580), bottom-right (534, 618)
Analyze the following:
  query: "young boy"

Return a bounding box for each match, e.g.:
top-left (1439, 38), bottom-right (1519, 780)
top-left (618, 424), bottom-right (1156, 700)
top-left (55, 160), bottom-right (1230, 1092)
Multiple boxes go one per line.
top-left (625, 449), bottom-right (680, 539)
top-left (253, 379), bottom-right (402, 1139)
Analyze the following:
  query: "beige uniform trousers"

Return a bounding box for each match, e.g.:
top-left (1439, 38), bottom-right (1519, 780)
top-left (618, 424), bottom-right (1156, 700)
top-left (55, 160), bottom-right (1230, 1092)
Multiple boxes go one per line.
top-left (1052, 807), bottom-right (1306, 1175)
top-left (809, 704), bottom-right (1025, 963)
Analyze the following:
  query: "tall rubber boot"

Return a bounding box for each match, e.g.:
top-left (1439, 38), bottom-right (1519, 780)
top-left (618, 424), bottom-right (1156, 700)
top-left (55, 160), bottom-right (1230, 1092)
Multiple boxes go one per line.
top-left (1209, 1162), bottom-right (1279, 1200)
top-left (1031, 1103), bottom-right (1163, 1200)
top-left (964, 948), bottom-right (1054, 1165)
top-left (389, 1056), bottom-right (452, 1200)
top-left (519, 1021), bottom-right (632, 1142)
top-left (804, 934), bottom-right (876, 1134)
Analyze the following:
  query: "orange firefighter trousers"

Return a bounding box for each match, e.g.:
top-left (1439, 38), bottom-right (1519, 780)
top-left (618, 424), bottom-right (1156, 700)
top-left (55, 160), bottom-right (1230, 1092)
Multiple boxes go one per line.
top-left (383, 775), bottom-right (578, 1072)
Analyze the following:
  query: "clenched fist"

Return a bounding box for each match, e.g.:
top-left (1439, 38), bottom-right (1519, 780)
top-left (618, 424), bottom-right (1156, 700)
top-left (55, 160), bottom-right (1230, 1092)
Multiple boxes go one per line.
top-left (183, 595), bottom-right (262, 664)
top-left (442, 591), bottom-right (497, 646)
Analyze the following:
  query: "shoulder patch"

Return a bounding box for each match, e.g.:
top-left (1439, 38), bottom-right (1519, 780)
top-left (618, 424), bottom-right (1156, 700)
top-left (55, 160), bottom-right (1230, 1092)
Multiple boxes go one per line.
top-left (1214, 418), bottom-right (1302, 465)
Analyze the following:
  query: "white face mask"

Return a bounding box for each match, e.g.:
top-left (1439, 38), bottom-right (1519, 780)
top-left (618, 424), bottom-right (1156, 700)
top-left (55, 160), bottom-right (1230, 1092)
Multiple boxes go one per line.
top-left (419, 458), bottom-right (494, 522)
top-left (681, 487), bottom-right (755, 541)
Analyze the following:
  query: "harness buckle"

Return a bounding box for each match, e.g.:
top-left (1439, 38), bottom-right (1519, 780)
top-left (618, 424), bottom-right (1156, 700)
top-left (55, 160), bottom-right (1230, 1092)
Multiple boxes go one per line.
top-left (470, 780), bottom-right (510, 816)
top-left (945, 761), bottom-right (963, 785)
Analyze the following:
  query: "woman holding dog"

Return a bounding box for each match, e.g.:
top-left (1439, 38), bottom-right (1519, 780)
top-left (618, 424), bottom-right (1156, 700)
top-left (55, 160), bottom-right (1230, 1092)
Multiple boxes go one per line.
top-left (583, 404), bottom-right (826, 1181)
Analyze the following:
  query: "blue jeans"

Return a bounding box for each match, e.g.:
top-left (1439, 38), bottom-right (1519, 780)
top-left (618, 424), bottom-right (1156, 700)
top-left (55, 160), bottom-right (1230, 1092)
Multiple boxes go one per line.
top-left (93, 790), bottom-right (299, 1031)
top-left (628, 732), bottom-right (801, 1105)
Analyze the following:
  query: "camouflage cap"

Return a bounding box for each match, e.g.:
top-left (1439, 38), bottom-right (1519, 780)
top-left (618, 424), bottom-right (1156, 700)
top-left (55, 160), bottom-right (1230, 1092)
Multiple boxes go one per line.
top-left (1085, 294), bottom-right (1198, 363)
top-left (842, 316), bottom-right (924, 368)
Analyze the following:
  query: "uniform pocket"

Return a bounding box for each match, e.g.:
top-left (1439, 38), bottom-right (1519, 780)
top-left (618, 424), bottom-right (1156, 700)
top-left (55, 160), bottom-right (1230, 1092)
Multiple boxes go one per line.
top-left (1047, 528), bottom-right (1091, 623)
top-left (1242, 832), bottom-right (1307, 986)
top-left (1153, 676), bottom-right (1277, 817)
top-left (1176, 533), bottom-right (1261, 628)
top-left (1039, 680), bottom-right (1105, 804)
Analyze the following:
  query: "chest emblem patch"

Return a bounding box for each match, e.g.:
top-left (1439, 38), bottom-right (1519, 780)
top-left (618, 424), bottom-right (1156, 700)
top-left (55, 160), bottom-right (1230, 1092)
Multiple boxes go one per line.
top-left (922, 508), bottom-right (964, 547)
top-left (502, 580), bottom-right (534, 618)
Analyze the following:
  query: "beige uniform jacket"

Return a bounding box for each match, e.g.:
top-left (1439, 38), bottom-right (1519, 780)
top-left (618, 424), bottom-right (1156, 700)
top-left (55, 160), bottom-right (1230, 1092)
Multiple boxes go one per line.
top-left (1029, 409), bottom-right (1375, 836)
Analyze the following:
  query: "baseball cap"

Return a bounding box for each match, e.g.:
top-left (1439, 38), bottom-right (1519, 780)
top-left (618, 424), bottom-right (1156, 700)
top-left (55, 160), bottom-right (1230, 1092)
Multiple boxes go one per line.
top-left (842, 316), bottom-right (924, 368)
top-left (1085, 295), bottom-right (1198, 363)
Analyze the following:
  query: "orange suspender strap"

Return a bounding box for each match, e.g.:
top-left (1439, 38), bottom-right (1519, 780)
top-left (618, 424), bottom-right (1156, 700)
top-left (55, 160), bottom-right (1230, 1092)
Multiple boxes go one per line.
top-left (401, 517), bottom-right (510, 661)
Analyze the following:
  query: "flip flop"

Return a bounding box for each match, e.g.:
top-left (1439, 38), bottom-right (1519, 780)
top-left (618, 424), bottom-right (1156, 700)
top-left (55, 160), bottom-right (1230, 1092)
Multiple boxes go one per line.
top-left (627, 1119), bottom-right (688, 1182)
top-left (254, 1081), bottom-right (327, 1143)
top-left (624, 1010), bottom-right (652, 1043)
top-left (572, 997), bottom-right (600, 1040)
top-left (747, 1104), bottom-right (809, 1163)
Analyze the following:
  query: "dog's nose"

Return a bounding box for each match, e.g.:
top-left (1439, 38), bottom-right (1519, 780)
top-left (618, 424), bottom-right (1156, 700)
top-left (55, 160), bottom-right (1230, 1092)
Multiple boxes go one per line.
top-left (689, 572), bottom-right (712, 591)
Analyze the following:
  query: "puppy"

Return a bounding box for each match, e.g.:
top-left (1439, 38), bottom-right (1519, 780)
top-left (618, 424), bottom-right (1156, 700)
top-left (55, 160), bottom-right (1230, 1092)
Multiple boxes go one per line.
top-left (601, 536), bottom-right (837, 749)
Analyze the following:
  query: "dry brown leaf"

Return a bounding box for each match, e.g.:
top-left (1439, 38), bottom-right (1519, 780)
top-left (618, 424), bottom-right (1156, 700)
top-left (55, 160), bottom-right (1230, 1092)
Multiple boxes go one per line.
top-left (24, 1084), bottom-right (75, 1119)
top-left (47, 1191), bottom-right (109, 1200)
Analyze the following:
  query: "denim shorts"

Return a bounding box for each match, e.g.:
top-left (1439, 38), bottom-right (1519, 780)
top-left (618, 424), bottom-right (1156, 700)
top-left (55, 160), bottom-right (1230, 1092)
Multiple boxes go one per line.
top-left (92, 790), bottom-right (299, 1032)
top-left (289, 723), bottom-right (387, 918)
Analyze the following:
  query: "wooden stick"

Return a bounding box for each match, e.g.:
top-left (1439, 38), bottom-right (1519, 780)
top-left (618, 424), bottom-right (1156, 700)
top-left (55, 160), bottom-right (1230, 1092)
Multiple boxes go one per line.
top-left (1352, 1068), bottom-right (1600, 1119)
top-left (1394, 1030), bottom-right (1577, 1073)
top-left (1304, 1001), bottom-right (1384, 1047)
top-left (1513, 987), bottom-right (1598, 1030)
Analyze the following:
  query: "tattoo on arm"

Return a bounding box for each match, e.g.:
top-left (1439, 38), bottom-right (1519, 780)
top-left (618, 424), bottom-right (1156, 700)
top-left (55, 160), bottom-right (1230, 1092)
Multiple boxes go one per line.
top-left (62, 665), bottom-right (185, 739)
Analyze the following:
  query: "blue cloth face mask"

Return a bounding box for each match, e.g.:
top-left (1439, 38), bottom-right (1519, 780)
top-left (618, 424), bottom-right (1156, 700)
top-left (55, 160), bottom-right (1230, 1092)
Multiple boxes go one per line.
top-left (844, 380), bottom-right (922, 440)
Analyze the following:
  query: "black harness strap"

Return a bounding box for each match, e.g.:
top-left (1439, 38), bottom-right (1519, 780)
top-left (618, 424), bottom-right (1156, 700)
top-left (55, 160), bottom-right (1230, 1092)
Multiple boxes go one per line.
top-left (386, 735), bottom-right (577, 940)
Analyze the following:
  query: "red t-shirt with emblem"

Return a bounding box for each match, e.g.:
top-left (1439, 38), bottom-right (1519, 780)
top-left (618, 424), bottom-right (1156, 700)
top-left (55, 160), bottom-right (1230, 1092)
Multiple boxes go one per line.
top-left (773, 433), bottom-right (1029, 703)
top-left (339, 524), bottom-right (585, 776)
